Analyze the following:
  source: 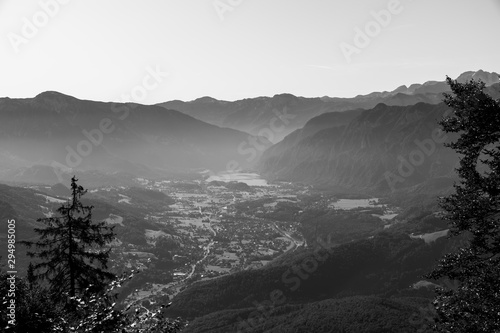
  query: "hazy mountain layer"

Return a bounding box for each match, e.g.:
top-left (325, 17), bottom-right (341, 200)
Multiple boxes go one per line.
top-left (158, 92), bottom-right (442, 143)
top-left (257, 102), bottom-right (459, 193)
top-left (257, 81), bottom-right (500, 193)
top-left (158, 70), bottom-right (499, 142)
top-left (0, 92), bottom-right (269, 184)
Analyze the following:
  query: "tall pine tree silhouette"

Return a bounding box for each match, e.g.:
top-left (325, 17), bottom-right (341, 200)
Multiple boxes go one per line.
top-left (23, 176), bottom-right (115, 300)
top-left (427, 78), bottom-right (500, 332)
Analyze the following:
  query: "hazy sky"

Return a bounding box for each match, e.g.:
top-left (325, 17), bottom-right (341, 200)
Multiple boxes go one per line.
top-left (1, 0), bottom-right (499, 103)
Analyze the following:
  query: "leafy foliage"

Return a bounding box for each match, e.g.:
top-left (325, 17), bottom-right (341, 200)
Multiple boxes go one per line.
top-left (0, 272), bottom-right (61, 332)
top-left (427, 78), bottom-right (500, 332)
top-left (0, 270), bottom-right (185, 332)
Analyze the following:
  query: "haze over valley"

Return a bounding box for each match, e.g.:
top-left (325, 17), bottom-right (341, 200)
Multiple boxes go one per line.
top-left (1, 1), bottom-right (500, 332)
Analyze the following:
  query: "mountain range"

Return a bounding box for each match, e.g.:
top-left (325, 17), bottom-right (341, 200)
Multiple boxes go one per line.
top-left (1, 70), bottom-right (497, 192)
top-left (257, 102), bottom-right (459, 193)
top-left (256, 77), bottom-right (500, 194)
top-left (0, 92), bottom-right (270, 184)
top-left (157, 70), bottom-right (499, 142)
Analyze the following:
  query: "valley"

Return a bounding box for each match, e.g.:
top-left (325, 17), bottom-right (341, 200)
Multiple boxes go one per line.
top-left (11, 172), bottom-right (405, 313)
top-left (0, 158), bottom-right (454, 333)
top-left (2, 0), bottom-right (499, 328)
top-left (111, 175), bottom-right (415, 320)
top-left (1, 70), bottom-right (497, 332)
top-left (101, 174), bottom-right (399, 305)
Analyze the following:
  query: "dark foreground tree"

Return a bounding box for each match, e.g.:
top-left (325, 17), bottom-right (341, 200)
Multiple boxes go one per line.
top-left (0, 271), bottom-right (61, 332)
top-left (23, 176), bottom-right (116, 300)
top-left (56, 271), bottom-right (185, 333)
top-left (427, 78), bottom-right (500, 332)
top-left (0, 269), bottom-right (185, 332)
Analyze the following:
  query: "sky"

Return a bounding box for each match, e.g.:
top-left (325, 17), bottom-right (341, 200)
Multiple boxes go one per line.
top-left (1, 0), bottom-right (499, 104)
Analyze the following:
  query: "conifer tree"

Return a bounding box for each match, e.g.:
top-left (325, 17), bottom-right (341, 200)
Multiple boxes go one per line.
top-left (427, 78), bottom-right (500, 332)
top-left (23, 176), bottom-right (115, 300)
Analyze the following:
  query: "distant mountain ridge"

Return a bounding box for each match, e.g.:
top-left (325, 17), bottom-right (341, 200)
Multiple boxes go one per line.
top-left (256, 74), bottom-right (500, 193)
top-left (0, 91), bottom-right (270, 184)
top-left (385, 69), bottom-right (500, 96)
top-left (1, 70), bottom-right (497, 186)
top-left (257, 102), bottom-right (459, 193)
top-left (158, 70), bottom-right (499, 142)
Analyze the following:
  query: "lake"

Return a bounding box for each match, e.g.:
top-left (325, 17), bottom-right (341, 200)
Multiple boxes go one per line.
top-left (330, 198), bottom-right (380, 210)
top-left (206, 172), bottom-right (269, 186)
top-left (331, 198), bottom-right (398, 222)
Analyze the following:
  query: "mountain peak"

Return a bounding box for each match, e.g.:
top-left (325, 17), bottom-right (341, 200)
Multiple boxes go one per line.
top-left (392, 85), bottom-right (408, 93)
top-left (34, 91), bottom-right (78, 104)
top-left (192, 96), bottom-right (219, 103)
top-left (272, 93), bottom-right (297, 99)
top-left (31, 91), bottom-right (79, 114)
top-left (456, 70), bottom-right (500, 85)
top-left (35, 90), bottom-right (72, 99)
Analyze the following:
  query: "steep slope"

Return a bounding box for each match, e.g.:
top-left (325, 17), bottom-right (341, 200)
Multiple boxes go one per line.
top-left (258, 80), bottom-right (500, 193)
top-left (183, 296), bottom-right (431, 333)
top-left (165, 232), bottom-right (456, 332)
top-left (0, 92), bottom-right (269, 184)
top-left (283, 108), bottom-right (364, 146)
top-left (258, 102), bottom-right (459, 193)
